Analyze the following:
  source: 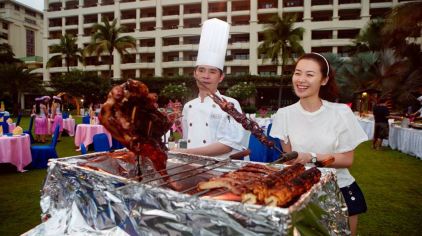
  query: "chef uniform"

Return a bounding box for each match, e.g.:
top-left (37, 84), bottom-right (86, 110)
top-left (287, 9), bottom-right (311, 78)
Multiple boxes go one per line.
top-left (181, 18), bottom-right (245, 152)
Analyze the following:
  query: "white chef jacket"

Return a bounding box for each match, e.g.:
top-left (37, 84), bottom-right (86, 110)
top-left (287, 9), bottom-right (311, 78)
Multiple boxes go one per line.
top-left (182, 91), bottom-right (245, 151)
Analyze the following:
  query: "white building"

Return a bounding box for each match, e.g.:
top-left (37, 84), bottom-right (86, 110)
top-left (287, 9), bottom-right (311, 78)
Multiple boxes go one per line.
top-left (0, 0), bottom-right (43, 68)
top-left (43, 0), bottom-right (414, 81)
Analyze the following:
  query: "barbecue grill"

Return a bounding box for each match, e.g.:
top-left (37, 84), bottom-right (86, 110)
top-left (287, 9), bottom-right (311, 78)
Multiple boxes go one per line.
top-left (26, 151), bottom-right (350, 235)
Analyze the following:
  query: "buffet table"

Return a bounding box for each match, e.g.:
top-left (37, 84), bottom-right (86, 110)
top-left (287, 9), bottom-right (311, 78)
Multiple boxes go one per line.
top-left (63, 118), bottom-right (75, 136)
top-left (356, 117), bottom-right (374, 140)
top-left (388, 125), bottom-right (422, 159)
top-left (0, 134), bottom-right (31, 171)
top-left (74, 124), bottom-right (112, 148)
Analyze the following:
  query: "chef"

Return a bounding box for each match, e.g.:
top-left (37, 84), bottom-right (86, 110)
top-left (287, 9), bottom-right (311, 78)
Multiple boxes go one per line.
top-left (177, 18), bottom-right (246, 157)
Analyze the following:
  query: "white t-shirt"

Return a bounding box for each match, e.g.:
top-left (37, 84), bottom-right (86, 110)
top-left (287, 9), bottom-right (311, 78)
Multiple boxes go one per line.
top-left (182, 91), bottom-right (246, 152)
top-left (270, 100), bottom-right (368, 188)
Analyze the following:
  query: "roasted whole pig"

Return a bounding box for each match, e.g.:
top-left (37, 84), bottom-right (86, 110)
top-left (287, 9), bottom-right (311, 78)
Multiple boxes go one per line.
top-left (99, 79), bottom-right (173, 178)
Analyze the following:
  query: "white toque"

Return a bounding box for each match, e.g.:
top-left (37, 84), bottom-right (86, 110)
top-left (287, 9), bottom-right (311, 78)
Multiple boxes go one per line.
top-left (195, 18), bottom-right (230, 71)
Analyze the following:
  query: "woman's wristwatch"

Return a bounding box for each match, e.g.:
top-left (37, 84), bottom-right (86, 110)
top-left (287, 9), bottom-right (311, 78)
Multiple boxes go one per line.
top-left (310, 152), bottom-right (317, 164)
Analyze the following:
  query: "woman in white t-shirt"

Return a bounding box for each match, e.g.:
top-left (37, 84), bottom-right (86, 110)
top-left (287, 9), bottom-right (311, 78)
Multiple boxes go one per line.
top-left (270, 53), bottom-right (368, 236)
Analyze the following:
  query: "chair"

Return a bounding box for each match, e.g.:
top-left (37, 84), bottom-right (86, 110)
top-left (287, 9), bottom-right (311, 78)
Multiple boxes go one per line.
top-left (23, 116), bottom-right (34, 144)
top-left (93, 133), bottom-right (111, 152)
top-left (30, 125), bottom-right (60, 168)
top-left (62, 112), bottom-right (69, 119)
top-left (266, 123), bottom-right (283, 162)
top-left (111, 137), bottom-right (125, 150)
top-left (82, 115), bottom-right (90, 124)
top-left (80, 143), bottom-right (87, 155)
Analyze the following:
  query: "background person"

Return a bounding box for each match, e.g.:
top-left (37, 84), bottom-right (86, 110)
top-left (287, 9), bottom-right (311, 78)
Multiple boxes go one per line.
top-left (51, 96), bottom-right (64, 140)
top-left (270, 53), bottom-right (368, 236)
top-left (372, 98), bottom-right (390, 150)
top-left (176, 18), bottom-right (245, 157)
top-left (33, 96), bottom-right (49, 143)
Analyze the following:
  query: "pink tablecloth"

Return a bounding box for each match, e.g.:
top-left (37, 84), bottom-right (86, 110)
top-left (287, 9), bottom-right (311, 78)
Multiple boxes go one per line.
top-left (0, 134), bottom-right (31, 172)
top-left (63, 118), bottom-right (75, 136)
top-left (74, 124), bottom-right (112, 148)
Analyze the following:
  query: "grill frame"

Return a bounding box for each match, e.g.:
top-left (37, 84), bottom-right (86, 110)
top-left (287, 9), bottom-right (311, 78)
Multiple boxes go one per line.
top-left (30, 151), bottom-right (350, 235)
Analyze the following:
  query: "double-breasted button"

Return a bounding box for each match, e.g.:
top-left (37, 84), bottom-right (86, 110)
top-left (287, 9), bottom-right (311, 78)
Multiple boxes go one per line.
top-left (188, 139), bottom-right (191, 143)
top-left (205, 123), bottom-right (208, 126)
top-left (212, 104), bottom-right (216, 108)
top-left (203, 140), bottom-right (206, 144)
top-left (189, 105), bottom-right (192, 108)
top-left (189, 123), bottom-right (192, 127)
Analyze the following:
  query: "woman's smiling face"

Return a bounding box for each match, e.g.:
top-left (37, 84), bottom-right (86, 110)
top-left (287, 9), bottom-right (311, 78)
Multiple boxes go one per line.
top-left (292, 59), bottom-right (328, 100)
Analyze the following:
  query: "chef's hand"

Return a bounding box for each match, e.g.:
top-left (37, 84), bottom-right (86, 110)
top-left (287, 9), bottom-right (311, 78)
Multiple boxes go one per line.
top-left (285, 152), bottom-right (312, 165)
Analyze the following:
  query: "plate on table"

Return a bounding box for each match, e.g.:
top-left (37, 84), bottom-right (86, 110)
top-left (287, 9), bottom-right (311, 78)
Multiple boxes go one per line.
top-left (410, 123), bottom-right (422, 129)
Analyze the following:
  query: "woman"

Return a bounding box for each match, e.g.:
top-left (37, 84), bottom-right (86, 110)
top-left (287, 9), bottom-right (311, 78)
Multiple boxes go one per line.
top-left (270, 53), bottom-right (368, 236)
top-left (50, 96), bottom-right (63, 140)
top-left (33, 96), bottom-right (49, 143)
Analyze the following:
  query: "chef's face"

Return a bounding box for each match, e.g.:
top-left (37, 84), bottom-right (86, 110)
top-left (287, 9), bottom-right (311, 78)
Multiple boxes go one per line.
top-left (194, 65), bottom-right (224, 93)
top-left (292, 59), bottom-right (328, 100)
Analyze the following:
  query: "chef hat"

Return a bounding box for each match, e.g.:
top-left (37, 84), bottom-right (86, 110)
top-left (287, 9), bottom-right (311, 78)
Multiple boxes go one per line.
top-left (195, 18), bottom-right (230, 71)
top-left (35, 97), bottom-right (41, 101)
top-left (42, 96), bottom-right (51, 101)
top-left (53, 96), bottom-right (61, 101)
top-left (417, 95), bottom-right (422, 102)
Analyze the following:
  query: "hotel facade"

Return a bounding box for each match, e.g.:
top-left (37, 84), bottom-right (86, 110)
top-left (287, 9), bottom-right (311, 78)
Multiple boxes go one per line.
top-left (0, 0), bottom-right (43, 68)
top-left (43, 0), bottom-right (413, 81)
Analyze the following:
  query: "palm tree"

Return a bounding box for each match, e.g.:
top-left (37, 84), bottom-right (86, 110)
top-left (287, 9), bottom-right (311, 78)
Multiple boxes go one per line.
top-left (0, 43), bottom-right (22, 64)
top-left (382, 1), bottom-right (422, 62)
top-left (47, 34), bottom-right (84, 72)
top-left (258, 14), bottom-right (304, 107)
top-left (0, 64), bottom-right (45, 115)
top-left (85, 17), bottom-right (136, 80)
top-left (353, 18), bottom-right (386, 53)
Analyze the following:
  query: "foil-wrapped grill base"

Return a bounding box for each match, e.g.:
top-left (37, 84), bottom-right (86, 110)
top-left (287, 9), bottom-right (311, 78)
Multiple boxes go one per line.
top-left (26, 152), bottom-right (350, 235)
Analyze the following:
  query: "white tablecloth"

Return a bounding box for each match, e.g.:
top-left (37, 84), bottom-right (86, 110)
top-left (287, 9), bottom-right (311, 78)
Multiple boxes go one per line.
top-left (388, 125), bottom-right (422, 159)
top-left (356, 117), bottom-right (374, 140)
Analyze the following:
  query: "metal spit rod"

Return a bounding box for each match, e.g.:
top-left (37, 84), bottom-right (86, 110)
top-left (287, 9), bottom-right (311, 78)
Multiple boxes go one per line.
top-left (142, 158), bottom-right (228, 184)
top-left (155, 160), bottom-right (230, 188)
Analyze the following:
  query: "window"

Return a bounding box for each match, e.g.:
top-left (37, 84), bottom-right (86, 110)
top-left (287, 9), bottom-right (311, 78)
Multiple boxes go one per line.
top-left (14, 4), bottom-right (20, 11)
top-left (26, 29), bottom-right (35, 56)
top-left (3, 22), bottom-right (8, 30)
top-left (25, 18), bottom-right (36, 25)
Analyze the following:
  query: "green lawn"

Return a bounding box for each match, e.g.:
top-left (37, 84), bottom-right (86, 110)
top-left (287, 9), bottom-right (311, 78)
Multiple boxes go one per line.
top-left (0, 117), bottom-right (421, 235)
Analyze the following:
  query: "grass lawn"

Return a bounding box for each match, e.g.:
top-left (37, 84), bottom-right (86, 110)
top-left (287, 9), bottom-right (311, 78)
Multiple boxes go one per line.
top-left (1, 117), bottom-right (422, 235)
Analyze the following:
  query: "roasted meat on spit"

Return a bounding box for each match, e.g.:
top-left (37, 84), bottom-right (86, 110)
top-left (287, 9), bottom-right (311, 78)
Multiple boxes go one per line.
top-left (99, 79), bottom-right (173, 180)
top-left (197, 163), bottom-right (321, 207)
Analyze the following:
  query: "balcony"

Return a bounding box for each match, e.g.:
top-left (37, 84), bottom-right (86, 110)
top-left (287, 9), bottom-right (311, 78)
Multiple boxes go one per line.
top-left (258, 0), bottom-right (277, 9)
top-left (208, 2), bottom-right (227, 13)
top-left (140, 8), bottom-right (156, 18)
top-left (232, 15), bottom-right (250, 26)
top-left (121, 10), bottom-right (136, 20)
top-left (339, 0), bottom-right (360, 3)
top-left (284, 0), bottom-right (303, 7)
top-left (84, 0), bottom-right (97, 8)
top-left (339, 9), bottom-right (360, 20)
top-left (48, 3), bottom-right (61, 12)
top-left (163, 5), bottom-right (179, 16)
top-left (184, 18), bottom-right (200, 28)
top-left (338, 29), bottom-right (360, 39)
top-left (139, 39), bottom-right (155, 47)
top-left (312, 30), bottom-right (332, 39)
top-left (370, 8), bottom-right (390, 19)
top-left (311, 0), bottom-right (332, 5)
top-left (184, 3), bottom-right (201, 14)
top-left (232, 1), bottom-right (250, 11)
top-left (65, 0), bottom-right (78, 10)
top-left (312, 10), bottom-right (332, 21)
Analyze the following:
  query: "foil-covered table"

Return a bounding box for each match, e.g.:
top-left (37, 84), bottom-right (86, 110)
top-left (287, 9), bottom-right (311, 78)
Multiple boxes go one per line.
top-left (26, 152), bottom-right (350, 235)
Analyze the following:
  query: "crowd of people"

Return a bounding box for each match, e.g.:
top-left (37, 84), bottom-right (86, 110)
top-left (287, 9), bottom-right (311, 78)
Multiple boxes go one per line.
top-left (31, 95), bottom-right (63, 143)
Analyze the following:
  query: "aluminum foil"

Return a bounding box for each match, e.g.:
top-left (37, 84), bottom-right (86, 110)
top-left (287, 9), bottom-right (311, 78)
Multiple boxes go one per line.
top-left (26, 152), bottom-right (349, 235)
